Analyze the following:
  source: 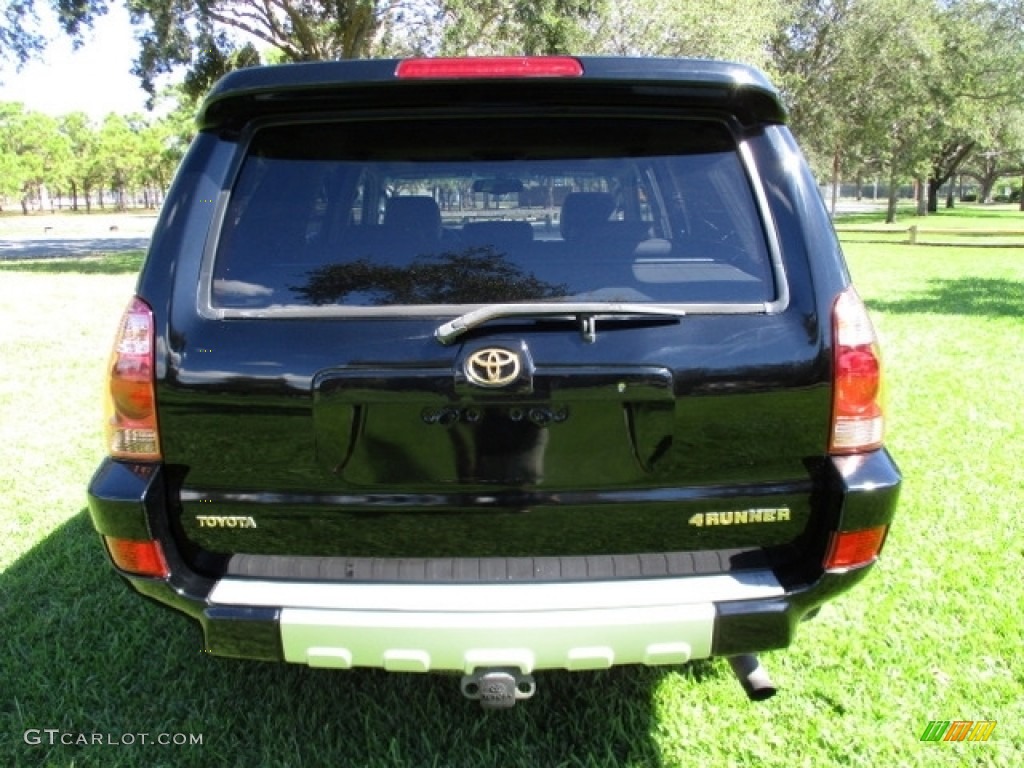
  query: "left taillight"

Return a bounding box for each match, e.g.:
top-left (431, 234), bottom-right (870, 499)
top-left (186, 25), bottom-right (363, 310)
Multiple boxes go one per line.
top-left (105, 297), bottom-right (160, 460)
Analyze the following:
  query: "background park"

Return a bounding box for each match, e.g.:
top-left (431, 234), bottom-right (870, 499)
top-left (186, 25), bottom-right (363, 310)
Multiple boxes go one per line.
top-left (1, 1), bottom-right (1023, 766)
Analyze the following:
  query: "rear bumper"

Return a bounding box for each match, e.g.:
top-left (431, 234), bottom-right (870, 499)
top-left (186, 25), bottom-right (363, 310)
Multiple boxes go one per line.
top-left (211, 573), bottom-right (782, 672)
top-left (87, 448), bottom-right (900, 669)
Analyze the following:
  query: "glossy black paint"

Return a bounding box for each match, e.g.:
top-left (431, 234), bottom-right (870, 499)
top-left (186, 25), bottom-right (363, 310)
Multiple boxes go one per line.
top-left (87, 57), bottom-right (901, 666)
top-left (199, 58), bottom-right (788, 132)
top-left (157, 306), bottom-right (832, 562)
top-left (87, 460), bottom-right (159, 541)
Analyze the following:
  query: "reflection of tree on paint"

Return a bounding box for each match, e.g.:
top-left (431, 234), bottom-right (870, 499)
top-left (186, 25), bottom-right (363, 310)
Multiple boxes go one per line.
top-left (291, 248), bottom-right (566, 306)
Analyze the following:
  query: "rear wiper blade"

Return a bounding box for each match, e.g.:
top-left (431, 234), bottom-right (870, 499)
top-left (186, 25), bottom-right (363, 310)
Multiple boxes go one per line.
top-left (434, 302), bottom-right (687, 344)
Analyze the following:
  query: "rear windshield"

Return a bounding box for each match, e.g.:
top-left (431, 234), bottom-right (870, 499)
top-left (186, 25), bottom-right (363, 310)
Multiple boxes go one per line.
top-left (211, 117), bottom-right (777, 310)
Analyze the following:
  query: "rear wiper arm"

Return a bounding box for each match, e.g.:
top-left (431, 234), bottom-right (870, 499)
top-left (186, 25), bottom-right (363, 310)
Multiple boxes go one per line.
top-left (435, 302), bottom-right (687, 345)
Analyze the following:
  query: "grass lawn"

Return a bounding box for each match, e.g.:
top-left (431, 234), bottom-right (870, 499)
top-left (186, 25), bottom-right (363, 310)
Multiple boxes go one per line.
top-left (1, 210), bottom-right (1022, 766)
top-left (835, 203), bottom-right (1024, 247)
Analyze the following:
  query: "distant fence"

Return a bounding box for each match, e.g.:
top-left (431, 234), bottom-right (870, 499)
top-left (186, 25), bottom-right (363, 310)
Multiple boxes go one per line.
top-left (835, 225), bottom-right (1024, 247)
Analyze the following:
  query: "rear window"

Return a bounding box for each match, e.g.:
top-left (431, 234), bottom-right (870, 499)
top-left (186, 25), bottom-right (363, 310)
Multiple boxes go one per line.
top-left (210, 117), bottom-right (778, 311)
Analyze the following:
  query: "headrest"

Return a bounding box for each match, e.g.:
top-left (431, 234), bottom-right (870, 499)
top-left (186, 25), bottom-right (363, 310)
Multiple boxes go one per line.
top-left (560, 192), bottom-right (615, 240)
top-left (384, 196), bottom-right (442, 238)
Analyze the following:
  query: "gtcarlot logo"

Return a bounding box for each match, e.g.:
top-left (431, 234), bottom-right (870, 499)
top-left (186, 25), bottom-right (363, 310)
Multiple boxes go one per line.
top-left (24, 729), bottom-right (203, 747)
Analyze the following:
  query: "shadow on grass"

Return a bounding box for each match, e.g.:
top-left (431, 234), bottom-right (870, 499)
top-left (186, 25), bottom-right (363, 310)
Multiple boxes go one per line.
top-left (868, 277), bottom-right (1024, 319)
top-left (1, 511), bottom-right (734, 767)
top-left (0, 252), bottom-right (145, 275)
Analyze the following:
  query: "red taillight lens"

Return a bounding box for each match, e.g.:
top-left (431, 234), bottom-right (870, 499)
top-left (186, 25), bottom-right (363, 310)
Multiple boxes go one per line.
top-left (824, 526), bottom-right (888, 571)
top-left (104, 536), bottom-right (170, 578)
top-left (396, 56), bottom-right (584, 79)
top-left (830, 287), bottom-right (884, 454)
top-left (105, 297), bottom-right (160, 460)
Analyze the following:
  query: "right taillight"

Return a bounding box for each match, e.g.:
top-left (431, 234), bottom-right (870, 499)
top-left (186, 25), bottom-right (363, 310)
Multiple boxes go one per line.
top-left (105, 297), bottom-right (161, 460)
top-left (830, 287), bottom-right (884, 454)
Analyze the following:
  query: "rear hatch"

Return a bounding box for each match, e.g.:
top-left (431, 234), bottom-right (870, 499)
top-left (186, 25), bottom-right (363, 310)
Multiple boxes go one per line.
top-left (156, 61), bottom-right (832, 580)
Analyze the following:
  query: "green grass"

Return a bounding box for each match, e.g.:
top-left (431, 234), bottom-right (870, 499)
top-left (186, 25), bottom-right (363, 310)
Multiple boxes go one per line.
top-left (835, 204), bottom-right (1024, 246)
top-left (834, 202), bottom-right (1022, 227)
top-left (2, 213), bottom-right (1023, 766)
top-left (0, 251), bottom-right (146, 275)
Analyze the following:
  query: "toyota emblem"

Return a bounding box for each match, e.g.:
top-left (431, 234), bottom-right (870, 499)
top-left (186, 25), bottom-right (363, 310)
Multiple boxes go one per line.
top-left (465, 348), bottom-right (521, 388)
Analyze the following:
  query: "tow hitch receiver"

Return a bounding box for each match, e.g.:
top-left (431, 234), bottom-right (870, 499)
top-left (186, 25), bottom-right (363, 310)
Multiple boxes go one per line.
top-left (461, 668), bottom-right (537, 709)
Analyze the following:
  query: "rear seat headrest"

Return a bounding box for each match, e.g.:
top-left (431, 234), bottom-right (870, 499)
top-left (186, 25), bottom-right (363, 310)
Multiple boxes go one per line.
top-left (560, 192), bottom-right (615, 240)
top-left (384, 196), bottom-right (442, 239)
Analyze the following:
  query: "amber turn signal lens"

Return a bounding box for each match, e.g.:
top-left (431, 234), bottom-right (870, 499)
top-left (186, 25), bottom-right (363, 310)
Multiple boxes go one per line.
top-left (824, 526), bottom-right (889, 571)
top-left (104, 536), bottom-right (170, 578)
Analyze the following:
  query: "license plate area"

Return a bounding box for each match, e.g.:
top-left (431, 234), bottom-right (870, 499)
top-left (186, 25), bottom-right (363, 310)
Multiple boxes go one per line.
top-left (313, 364), bottom-right (674, 488)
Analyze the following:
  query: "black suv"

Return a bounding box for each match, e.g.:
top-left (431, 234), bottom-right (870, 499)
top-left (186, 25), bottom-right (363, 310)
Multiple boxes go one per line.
top-left (88, 56), bottom-right (900, 706)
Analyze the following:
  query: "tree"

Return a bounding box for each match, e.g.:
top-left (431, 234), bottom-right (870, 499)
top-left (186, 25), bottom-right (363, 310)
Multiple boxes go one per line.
top-left (57, 112), bottom-right (94, 210)
top-left (772, 0), bottom-right (1024, 220)
top-left (95, 113), bottom-right (143, 210)
top-left (124, 1), bottom-right (601, 102)
top-left (922, 0), bottom-right (1024, 211)
top-left (575, 0), bottom-right (783, 70)
top-left (0, 103), bottom-right (70, 212)
top-left (1, 95), bottom-right (210, 213)
top-left (0, 103), bottom-right (28, 204)
top-left (1, 0), bottom-right (104, 69)
top-left (771, 0), bottom-right (948, 221)
top-left (438, 0), bottom-right (600, 57)
top-left (961, 101), bottom-right (1024, 204)
top-left (134, 118), bottom-right (183, 207)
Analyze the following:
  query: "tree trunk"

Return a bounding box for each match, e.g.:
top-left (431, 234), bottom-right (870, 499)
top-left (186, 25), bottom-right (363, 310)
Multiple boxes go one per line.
top-left (830, 146), bottom-right (840, 216)
top-left (916, 177), bottom-right (928, 216)
top-left (979, 176), bottom-right (997, 203)
top-left (929, 140), bottom-right (974, 213)
top-left (886, 169), bottom-right (899, 224)
top-left (927, 177), bottom-right (941, 213)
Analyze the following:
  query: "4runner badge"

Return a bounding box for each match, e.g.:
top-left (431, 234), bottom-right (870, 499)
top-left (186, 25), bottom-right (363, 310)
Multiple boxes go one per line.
top-left (687, 508), bottom-right (791, 527)
top-left (465, 347), bottom-right (521, 388)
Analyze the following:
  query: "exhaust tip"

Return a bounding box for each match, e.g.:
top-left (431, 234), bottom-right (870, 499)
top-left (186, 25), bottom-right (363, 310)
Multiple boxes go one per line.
top-left (728, 654), bottom-right (777, 701)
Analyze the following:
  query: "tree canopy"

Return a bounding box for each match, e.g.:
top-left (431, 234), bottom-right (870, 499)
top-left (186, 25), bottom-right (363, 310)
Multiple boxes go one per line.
top-left (1, 0), bottom-right (103, 67)
top-left (125, 0), bottom-right (604, 100)
top-left (4, 0), bottom-right (1023, 218)
top-left (578, 0), bottom-right (784, 70)
top-left (770, 0), bottom-right (1024, 219)
top-left (0, 100), bottom-right (189, 212)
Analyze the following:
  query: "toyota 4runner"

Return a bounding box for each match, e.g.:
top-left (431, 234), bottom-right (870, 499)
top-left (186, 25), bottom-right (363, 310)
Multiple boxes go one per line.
top-left (88, 56), bottom-right (901, 706)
